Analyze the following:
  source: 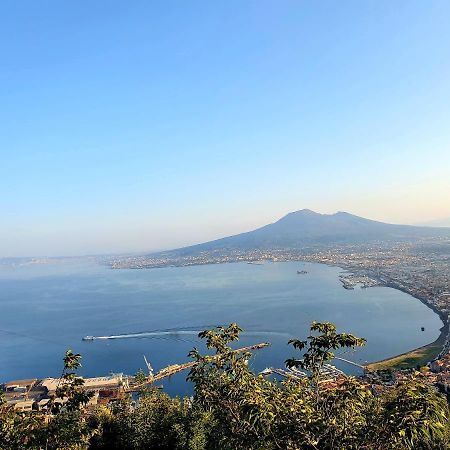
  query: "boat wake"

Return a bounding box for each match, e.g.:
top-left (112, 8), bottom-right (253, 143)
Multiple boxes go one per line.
top-left (82, 328), bottom-right (290, 341)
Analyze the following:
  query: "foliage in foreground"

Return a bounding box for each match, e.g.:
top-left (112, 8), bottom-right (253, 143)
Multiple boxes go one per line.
top-left (1, 322), bottom-right (449, 450)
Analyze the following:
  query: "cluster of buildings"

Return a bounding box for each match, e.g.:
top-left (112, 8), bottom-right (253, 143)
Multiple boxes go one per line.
top-left (2, 374), bottom-right (125, 413)
top-left (360, 363), bottom-right (450, 401)
top-left (109, 248), bottom-right (296, 269)
top-left (430, 353), bottom-right (450, 395)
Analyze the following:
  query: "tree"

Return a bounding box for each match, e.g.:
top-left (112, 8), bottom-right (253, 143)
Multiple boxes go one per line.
top-left (187, 323), bottom-right (285, 449)
top-left (377, 376), bottom-right (450, 449)
top-left (0, 350), bottom-right (94, 450)
top-left (286, 321), bottom-right (366, 384)
top-left (89, 388), bottom-right (210, 450)
top-left (40, 350), bottom-right (94, 449)
top-left (50, 350), bottom-right (93, 414)
top-left (0, 400), bottom-right (43, 449)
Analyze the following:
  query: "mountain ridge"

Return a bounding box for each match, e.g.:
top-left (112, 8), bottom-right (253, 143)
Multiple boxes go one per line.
top-left (156, 209), bottom-right (450, 256)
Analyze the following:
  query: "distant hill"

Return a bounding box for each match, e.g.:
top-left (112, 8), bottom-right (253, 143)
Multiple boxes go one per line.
top-left (161, 209), bottom-right (450, 256)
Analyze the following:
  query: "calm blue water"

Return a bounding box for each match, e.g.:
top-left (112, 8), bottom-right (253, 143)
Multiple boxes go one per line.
top-left (0, 261), bottom-right (442, 396)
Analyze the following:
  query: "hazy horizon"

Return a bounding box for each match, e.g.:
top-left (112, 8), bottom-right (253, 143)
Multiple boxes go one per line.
top-left (2, 1), bottom-right (450, 257)
top-left (2, 208), bottom-right (450, 259)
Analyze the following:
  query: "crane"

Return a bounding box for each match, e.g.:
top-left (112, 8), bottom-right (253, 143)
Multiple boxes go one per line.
top-left (143, 355), bottom-right (154, 376)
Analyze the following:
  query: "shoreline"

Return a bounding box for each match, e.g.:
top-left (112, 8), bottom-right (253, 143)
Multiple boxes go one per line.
top-left (361, 273), bottom-right (449, 368)
top-left (113, 258), bottom-right (449, 369)
top-left (365, 320), bottom-right (448, 370)
top-left (317, 262), bottom-right (449, 369)
top-left (1, 258), bottom-right (447, 384)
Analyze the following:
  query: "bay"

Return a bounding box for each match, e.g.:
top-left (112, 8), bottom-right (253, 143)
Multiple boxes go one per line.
top-left (0, 260), bottom-right (442, 396)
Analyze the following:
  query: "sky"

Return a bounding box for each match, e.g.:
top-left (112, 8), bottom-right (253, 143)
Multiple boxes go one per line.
top-left (1, 1), bottom-right (450, 257)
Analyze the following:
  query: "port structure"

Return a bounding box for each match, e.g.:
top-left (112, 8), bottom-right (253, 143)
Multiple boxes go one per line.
top-left (127, 342), bottom-right (270, 392)
top-left (143, 355), bottom-right (154, 376)
top-left (333, 356), bottom-right (366, 370)
top-left (261, 363), bottom-right (345, 383)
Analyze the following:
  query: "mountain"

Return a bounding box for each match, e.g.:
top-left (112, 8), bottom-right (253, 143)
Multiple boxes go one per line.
top-left (165, 210), bottom-right (450, 256)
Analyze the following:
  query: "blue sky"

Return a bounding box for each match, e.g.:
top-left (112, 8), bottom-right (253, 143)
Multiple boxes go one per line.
top-left (1, 1), bottom-right (450, 256)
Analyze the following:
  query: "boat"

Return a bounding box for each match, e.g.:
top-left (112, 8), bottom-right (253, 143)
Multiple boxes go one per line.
top-left (82, 336), bottom-right (95, 341)
top-left (297, 270), bottom-right (308, 275)
top-left (421, 327), bottom-right (425, 331)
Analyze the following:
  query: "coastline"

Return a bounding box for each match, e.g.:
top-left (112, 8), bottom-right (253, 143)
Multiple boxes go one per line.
top-left (318, 262), bottom-right (449, 370)
top-left (113, 257), bottom-right (449, 370)
top-left (365, 320), bottom-right (448, 370)
top-left (362, 273), bottom-right (449, 368)
top-left (1, 258), bottom-right (448, 386)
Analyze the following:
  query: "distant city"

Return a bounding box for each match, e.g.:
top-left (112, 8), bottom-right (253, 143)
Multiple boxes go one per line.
top-left (111, 238), bottom-right (450, 329)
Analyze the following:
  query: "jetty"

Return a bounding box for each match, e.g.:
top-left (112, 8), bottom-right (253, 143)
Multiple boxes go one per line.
top-left (127, 342), bottom-right (270, 392)
top-left (333, 357), bottom-right (366, 370)
top-left (261, 363), bottom-right (345, 383)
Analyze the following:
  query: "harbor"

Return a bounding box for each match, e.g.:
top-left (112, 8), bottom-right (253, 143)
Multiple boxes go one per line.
top-left (338, 273), bottom-right (381, 290)
top-left (2, 342), bottom-right (270, 412)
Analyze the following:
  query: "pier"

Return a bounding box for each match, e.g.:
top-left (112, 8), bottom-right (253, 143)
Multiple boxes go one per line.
top-left (333, 357), bottom-right (366, 370)
top-left (260, 363), bottom-right (345, 383)
top-left (127, 342), bottom-right (270, 392)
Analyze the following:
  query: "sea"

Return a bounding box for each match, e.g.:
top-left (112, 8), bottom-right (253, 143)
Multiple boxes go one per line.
top-left (0, 260), bottom-right (442, 396)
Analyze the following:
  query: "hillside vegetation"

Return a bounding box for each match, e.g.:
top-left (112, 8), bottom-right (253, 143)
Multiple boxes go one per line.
top-left (1, 322), bottom-right (449, 450)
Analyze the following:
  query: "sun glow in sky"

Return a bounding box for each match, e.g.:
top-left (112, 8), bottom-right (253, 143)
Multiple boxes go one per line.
top-left (1, 1), bottom-right (450, 256)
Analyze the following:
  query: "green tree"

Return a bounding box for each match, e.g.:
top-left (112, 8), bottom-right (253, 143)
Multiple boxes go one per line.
top-left (89, 388), bottom-right (210, 450)
top-left (0, 350), bottom-right (94, 450)
top-left (0, 402), bottom-right (43, 450)
top-left (286, 321), bottom-right (366, 384)
top-left (187, 323), bottom-right (285, 449)
top-left (377, 376), bottom-right (450, 449)
top-left (41, 350), bottom-right (94, 449)
top-left (49, 350), bottom-right (93, 414)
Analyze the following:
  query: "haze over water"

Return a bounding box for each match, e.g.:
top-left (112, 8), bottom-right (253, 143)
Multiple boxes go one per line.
top-left (0, 260), bottom-right (441, 396)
